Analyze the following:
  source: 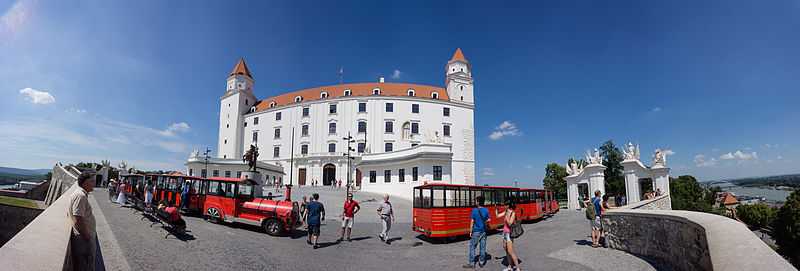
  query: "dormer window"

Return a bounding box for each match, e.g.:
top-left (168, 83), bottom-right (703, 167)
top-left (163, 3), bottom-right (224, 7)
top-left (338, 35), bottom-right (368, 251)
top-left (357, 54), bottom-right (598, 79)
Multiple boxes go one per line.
top-left (320, 91), bottom-right (329, 99)
top-left (431, 92), bottom-right (439, 99)
top-left (343, 89), bottom-right (352, 96)
top-left (407, 89), bottom-right (415, 97)
top-left (269, 101), bottom-right (276, 108)
top-left (250, 106), bottom-right (256, 113)
top-left (373, 88), bottom-right (381, 95)
top-left (295, 96), bottom-right (303, 103)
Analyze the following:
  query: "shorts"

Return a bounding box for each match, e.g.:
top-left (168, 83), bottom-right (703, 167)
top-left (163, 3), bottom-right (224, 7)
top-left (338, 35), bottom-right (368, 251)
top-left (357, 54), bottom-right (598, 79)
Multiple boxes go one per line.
top-left (308, 224), bottom-right (321, 236)
top-left (592, 216), bottom-right (602, 231)
top-left (341, 217), bottom-right (354, 228)
top-left (502, 232), bottom-right (513, 242)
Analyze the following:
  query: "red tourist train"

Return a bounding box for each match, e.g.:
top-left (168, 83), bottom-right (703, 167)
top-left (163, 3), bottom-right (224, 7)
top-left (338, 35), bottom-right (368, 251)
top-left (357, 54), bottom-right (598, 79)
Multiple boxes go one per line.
top-left (412, 184), bottom-right (560, 238)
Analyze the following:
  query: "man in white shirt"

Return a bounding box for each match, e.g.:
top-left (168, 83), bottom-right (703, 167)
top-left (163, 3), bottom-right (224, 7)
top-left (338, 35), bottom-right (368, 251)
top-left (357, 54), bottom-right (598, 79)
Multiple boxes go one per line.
top-left (68, 171), bottom-right (97, 271)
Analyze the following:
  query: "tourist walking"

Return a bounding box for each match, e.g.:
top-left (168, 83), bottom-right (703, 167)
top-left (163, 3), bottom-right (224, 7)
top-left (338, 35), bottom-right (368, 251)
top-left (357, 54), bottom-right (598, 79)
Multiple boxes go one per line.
top-left (338, 193), bottom-right (360, 242)
top-left (377, 194), bottom-right (394, 244)
top-left (180, 181), bottom-right (190, 209)
top-left (68, 171), bottom-right (97, 271)
top-left (496, 200), bottom-right (521, 271)
top-left (300, 195), bottom-right (309, 221)
top-left (116, 181), bottom-right (127, 205)
top-left (304, 193), bottom-right (325, 249)
top-left (144, 181), bottom-right (154, 209)
top-left (590, 190), bottom-right (604, 248)
top-left (463, 195), bottom-right (489, 269)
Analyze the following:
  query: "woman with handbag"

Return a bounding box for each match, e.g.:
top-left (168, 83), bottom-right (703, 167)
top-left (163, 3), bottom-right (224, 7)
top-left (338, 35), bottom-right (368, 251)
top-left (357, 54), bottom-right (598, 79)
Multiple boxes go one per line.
top-left (496, 200), bottom-right (522, 271)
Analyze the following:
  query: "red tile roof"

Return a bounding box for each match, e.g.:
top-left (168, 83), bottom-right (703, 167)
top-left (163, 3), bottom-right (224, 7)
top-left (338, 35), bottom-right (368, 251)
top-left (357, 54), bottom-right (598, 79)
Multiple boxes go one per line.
top-left (230, 58), bottom-right (253, 78)
top-left (721, 193), bottom-right (739, 205)
top-left (450, 48), bottom-right (467, 62)
top-left (253, 82), bottom-right (448, 113)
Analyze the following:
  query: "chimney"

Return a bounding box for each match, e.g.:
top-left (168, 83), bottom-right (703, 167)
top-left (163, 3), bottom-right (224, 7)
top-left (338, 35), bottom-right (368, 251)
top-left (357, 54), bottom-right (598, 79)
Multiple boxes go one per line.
top-left (379, 77), bottom-right (385, 83)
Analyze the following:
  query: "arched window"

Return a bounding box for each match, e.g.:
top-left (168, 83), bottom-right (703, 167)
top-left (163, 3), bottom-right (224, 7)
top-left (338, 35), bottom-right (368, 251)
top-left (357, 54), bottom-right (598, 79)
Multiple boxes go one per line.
top-left (294, 96), bottom-right (303, 103)
top-left (401, 122), bottom-right (411, 140)
top-left (407, 89), bottom-right (415, 97)
top-left (460, 85), bottom-right (464, 91)
top-left (269, 101), bottom-right (276, 108)
top-left (372, 88), bottom-right (381, 95)
top-left (431, 92), bottom-right (439, 99)
top-left (343, 89), bottom-right (352, 96)
top-left (320, 91), bottom-right (329, 99)
top-left (250, 106), bottom-right (256, 113)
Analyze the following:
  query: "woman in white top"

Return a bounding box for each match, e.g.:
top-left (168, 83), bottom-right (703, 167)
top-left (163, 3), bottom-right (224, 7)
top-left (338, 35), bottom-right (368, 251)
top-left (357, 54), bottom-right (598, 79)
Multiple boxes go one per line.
top-left (116, 182), bottom-right (128, 206)
top-left (144, 181), bottom-right (154, 208)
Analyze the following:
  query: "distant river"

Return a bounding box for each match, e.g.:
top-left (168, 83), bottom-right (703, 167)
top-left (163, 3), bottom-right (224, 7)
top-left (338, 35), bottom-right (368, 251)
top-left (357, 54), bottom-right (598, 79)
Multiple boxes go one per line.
top-left (0, 184), bottom-right (16, 190)
top-left (711, 182), bottom-right (792, 202)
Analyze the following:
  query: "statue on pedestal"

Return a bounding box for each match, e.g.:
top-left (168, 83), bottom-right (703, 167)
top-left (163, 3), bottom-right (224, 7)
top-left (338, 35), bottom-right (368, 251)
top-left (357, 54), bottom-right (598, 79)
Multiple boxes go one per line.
top-left (623, 142), bottom-right (640, 161)
top-left (653, 148), bottom-right (667, 167)
top-left (566, 159), bottom-right (584, 176)
top-left (585, 149), bottom-right (602, 165)
top-left (243, 144), bottom-right (259, 171)
top-left (189, 149), bottom-right (200, 159)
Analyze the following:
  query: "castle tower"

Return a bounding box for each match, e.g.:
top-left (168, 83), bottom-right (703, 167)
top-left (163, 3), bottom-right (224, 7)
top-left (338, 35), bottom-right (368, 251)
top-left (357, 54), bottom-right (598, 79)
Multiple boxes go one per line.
top-left (217, 58), bottom-right (257, 159)
top-left (445, 48), bottom-right (474, 104)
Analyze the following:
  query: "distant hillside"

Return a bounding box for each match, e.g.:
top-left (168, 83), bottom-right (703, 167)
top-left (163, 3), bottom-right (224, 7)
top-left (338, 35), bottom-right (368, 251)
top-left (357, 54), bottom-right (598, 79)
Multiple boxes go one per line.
top-left (0, 167), bottom-right (50, 176)
top-left (726, 174), bottom-right (800, 188)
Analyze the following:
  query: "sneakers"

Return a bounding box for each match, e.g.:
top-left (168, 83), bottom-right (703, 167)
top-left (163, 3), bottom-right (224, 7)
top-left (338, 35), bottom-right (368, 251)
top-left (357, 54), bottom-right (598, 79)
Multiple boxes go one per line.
top-left (378, 234), bottom-right (385, 242)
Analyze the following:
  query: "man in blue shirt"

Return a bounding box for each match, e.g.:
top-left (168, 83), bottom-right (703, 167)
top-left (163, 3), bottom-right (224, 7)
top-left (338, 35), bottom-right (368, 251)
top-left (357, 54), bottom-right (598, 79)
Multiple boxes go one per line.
top-left (463, 195), bottom-right (489, 268)
top-left (304, 193), bottom-right (325, 249)
top-left (591, 190), bottom-right (604, 248)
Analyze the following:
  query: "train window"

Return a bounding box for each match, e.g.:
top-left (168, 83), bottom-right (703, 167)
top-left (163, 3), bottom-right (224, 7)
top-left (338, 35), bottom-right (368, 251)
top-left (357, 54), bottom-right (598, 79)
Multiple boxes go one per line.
top-left (192, 180), bottom-right (202, 194)
top-left (237, 183), bottom-right (254, 199)
top-left (208, 181), bottom-right (222, 196)
top-left (224, 183), bottom-right (235, 198)
top-left (432, 188), bottom-right (446, 207)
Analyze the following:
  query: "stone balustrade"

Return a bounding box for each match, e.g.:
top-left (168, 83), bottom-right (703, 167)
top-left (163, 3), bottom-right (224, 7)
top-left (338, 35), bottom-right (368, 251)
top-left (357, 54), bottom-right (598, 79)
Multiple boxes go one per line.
top-left (602, 195), bottom-right (796, 271)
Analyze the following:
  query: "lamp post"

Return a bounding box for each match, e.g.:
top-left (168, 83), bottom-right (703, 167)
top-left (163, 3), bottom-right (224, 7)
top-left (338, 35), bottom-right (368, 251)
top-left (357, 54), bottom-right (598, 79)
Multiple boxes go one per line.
top-left (203, 147), bottom-right (211, 178)
top-left (342, 132), bottom-right (355, 196)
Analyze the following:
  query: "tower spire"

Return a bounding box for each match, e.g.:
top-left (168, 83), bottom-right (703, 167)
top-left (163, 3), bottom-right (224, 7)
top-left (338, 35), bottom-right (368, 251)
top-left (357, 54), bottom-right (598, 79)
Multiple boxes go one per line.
top-left (229, 57), bottom-right (253, 79)
top-left (450, 48), bottom-right (468, 62)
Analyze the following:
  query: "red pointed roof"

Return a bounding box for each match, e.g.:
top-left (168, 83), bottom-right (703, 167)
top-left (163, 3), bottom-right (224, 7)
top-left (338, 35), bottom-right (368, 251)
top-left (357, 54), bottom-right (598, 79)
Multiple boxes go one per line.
top-left (229, 58), bottom-right (253, 78)
top-left (721, 193), bottom-right (739, 205)
top-left (450, 48), bottom-right (467, 62)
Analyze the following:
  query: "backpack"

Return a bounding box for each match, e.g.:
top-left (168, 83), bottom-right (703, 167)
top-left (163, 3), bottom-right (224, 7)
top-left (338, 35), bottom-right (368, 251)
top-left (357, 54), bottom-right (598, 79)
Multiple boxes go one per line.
top-left (585, 201), bottom-right (595, 220)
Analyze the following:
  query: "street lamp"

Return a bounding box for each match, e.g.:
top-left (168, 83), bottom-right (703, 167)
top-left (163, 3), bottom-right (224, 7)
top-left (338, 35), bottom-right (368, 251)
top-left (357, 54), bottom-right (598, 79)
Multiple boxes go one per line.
top-left (203, 147), bottom-right (211, 178)
top-left (342, 132), bottom-right (356, 195)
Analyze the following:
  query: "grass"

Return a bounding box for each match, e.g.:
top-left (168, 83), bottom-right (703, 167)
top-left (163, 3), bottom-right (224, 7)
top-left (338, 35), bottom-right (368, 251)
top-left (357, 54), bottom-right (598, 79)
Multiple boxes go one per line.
top-left (0, 195), bottom-right (39, 209)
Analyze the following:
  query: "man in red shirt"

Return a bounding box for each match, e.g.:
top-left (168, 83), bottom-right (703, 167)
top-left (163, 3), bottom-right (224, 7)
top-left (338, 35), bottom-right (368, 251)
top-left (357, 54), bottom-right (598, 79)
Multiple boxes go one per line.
top-left (158, 204), bottom-right (186, 230)
top-left (338, 193), bottom-right (360, 242)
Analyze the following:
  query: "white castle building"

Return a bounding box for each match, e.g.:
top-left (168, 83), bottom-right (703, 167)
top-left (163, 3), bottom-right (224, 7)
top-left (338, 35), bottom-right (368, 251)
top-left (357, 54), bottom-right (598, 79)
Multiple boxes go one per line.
top-left (210, 48), bottom-right (475, 199)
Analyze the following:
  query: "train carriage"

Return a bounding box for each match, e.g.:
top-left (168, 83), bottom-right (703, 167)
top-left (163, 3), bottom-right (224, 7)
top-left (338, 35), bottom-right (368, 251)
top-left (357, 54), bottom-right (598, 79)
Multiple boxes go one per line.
top-left (200, 177), bottom-right (299, 236)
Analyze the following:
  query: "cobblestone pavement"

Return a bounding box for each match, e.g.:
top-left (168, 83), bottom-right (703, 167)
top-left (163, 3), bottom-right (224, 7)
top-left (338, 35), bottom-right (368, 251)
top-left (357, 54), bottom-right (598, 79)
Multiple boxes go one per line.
top-left (92, 186), bottom-right (657, 271)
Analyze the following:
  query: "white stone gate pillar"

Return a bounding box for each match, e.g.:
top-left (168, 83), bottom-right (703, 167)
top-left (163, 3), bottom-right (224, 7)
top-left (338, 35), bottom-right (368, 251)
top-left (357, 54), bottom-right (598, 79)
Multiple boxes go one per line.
top-left (566, 176), bottom-right (579, 210)
top-left (651, 167), bottom-right (670, 195)
top-left (584, 164), bottom-right (606, 197)
top-left (622, 160), bottom-right (644, 204)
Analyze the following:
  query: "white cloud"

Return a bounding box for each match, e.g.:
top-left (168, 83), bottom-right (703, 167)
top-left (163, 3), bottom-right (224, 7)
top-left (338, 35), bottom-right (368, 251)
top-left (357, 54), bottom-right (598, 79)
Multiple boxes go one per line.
top-left (663, 149), bottom-right (675, 156)
top-left (694, 154), bottom-right (717, 167)
top-left (159, 122), bottom-right (191, 137)
top-left (19, 87), bottom-right (55, 104)
top-left (720, 150), bottom-right (758, 160)
top-left (651, 107), bottom-right (662, 112)
top-left (481, 168), bottom-right (495, 176)
top-left (391, 69), bottom-right (401, 79)
top-left (156, 141), bottom-right (188, 153)
top-left (0, 0), bottom-right (33, 40)
top-left (489, 120), bottom-right (521, 140)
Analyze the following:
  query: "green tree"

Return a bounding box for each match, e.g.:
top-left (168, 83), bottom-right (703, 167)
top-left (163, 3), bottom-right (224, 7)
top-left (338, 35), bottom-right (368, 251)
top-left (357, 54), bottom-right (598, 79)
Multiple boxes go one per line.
top-left (669, 175), bottom-right (713, 212)
top-left (600, 140), bottom-right (625, 196)
top-left (543, 163), bottom-right (568, 200)
top-left (772, 190), bottom-right (800, 266)
top-left (736, 203), bottom-right (777, 229)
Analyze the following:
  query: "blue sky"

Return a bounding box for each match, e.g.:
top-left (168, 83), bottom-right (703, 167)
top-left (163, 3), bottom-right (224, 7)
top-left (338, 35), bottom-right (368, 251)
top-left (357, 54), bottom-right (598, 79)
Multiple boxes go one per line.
top-left (1, 0), bottom-right (798, 187)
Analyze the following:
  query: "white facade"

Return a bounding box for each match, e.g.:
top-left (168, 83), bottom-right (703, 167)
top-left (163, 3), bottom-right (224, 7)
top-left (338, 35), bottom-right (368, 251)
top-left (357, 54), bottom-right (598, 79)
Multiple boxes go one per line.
top-left (185, 155), bottom-right (284, 187)
top-left (212, 49), bottom-right (476, 200)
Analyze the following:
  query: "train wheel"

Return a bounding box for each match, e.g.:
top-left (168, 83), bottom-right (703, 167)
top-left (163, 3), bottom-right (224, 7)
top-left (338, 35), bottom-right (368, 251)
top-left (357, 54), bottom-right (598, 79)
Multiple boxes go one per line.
top-left (263, 219), bottom-right (284, 236)
top-left (206, 207), bottom-right (222, 223)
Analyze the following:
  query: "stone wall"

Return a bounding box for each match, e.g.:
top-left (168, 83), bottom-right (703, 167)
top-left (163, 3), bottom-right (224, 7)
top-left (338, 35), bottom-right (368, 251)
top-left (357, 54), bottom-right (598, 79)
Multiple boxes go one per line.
top-left (625, 194), bottom-right (672, 210)
top-left (602, 209), bottom-right (796, 271)
top-left (0, 203), bottom-right (43, 247)
top-left (45, 164), bottom-right (78, 205)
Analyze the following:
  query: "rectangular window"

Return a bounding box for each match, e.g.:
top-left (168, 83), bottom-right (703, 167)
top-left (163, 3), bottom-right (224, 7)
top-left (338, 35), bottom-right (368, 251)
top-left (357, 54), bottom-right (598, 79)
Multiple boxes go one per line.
top-left (369, 171), bottom-right (376, 183)
top-left (328, 122), bottom-right (336, 134)
top-left (301, 144), bottom-right (309, 155)
top-left (253, 131), bottom-right (258, 142)
top-left (212, 170), bottom-right (219, 177)
top-left (358, 102), bottom-right (367, 112)
top-left (399, 169), bottom-right (405, 182)
top-left (433, 166), bottom-right (442, 181)
top-left (385, 121), bottom-right (393, 133)
top-left (328, 143), bottom-right (336, 153)
top-left (188, 169), bottom-right (193, 176)
top-left (358, 121), bottom-right (367, 133)
top-left (201, 169), bottom-right (207, 178)
top-left (244, 122), bottom-right (247, 127)
top-left (443, 125), bottom-right (451, 136)
top-left (443, 107), bottom-right (450, 117)
top-left (274, 128), bottom-right (281, 139)
top-left (412, 167), bottom-right (418, 181)
top-left (273, 146), bottom-right (280, 158)
top-left (385, 103), bottom-right (393, 112)
top-left (276, 112), bottom-right (282, 121)
top-left (224, 171), bottom-right (231, 178)
top-left (412, 104), bottom-right (419, 113)
top-left (329, 104), bottom-right (337, 114)
top-left (385, 142), bottom-right (393, 152)
top-left (302, 107), bottom-right (310, 117)
top-left (302, 124), bottom-right (309, 136)
top-left (384, 170), bottom-right (391, 183)
top-left (411, 122), bottom-right (419, 134)
top-left (357, 142), bottom-right (365, 153)
top-left (236, 171), bottom-right (242, 178)
top-left (254, 117), bottom-right (260, 125)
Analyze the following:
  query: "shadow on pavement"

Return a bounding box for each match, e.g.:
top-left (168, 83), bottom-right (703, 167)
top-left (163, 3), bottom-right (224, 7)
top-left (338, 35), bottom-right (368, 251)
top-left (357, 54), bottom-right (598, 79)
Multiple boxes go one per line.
top-left (386, 237), bottom-right (402, 244)
top-left (348, 236), bottom-right (372, 242)
top-left (574, 239), bottom-right (592, 246)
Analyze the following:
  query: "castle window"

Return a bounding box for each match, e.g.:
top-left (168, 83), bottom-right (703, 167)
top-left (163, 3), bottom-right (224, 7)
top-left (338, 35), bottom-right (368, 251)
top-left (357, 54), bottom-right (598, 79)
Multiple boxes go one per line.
top-left (274, 128), bottom-right (280, 139)
top-left (295, 96), bottom-right (303, 103)
top-left (226, 124), bottom-right (229, 128)
top-left (461, 96), bottom-right (464, 101)
top-left (244, 122), bottom-right (247, 127)
top-left (412, 104), bottom-right (420, 113)
top-left (224, 139), bottom-right (227, 144)
top-left (372, 88), bottom-right (381, 95)
top-left (358, 121), bottom-right (367, 133)
top-left (358, 102), bottom-right (367, 113)
top-left (401, 122), bottom-right (411, 139)
top-left (385, 121), bottom-right (393, 133)
top-left (276, 112), bottom-right (282, 121)
top-left (385, 103), bottom-right (394, 112)
top-left (301, 144), bottom-right (308, 155)
top-left (443, 107), bottom-right (450, 117)
top-left (302, 107), bottom-right (310, 117)
top-left (250, 106), bottom-right (256, 113)
top-left (357, 143), bottom-right (365, 153)
top-left (328, 122), bottom-right (336, 134)
top-left (460, 86), bottom-right (464, 91)
top-left (200, 169), bottom-right (207, 177)
top-left (411, 122), bottom-right (419, 134)
top-left (407, 89), bottom-right (415, 96)
top-left (302, 124), bottom-right (309, 136)
top-left (384, 170), bottom-right (391, 183)
top-left (213, 170), bottom-right (219, 177)
top-left (252, 132), bottom-right (258, 142)
top-left (225, 171), bottom-right (231, 178)
top-left (269, 101), bottom-right (276, 108)
top-left (320, 91), bottom-right (329, 99)
top-left (273, 146), bottom-right (280, 158)
top-left (443, 124), bottom-right (451, 137)
top-left (385, 142), bottom-right (393, 152)
top-left (328, 143), bottom-right (336, 153)
top-left (431, 92), bottom-right (439, 99)
top-left (329, 104), bottom-right (337, 114)
top-left (398, 169), bottom-right (405, 182)
top-left (412, 167), bottom-right (418, 181)
top-left (246, 99), bottom-right (249, 105)
top-left (254, 117), bottom-right (259, 125)
top-left (370, 171), bottom-right (376, 183)
top-left (344, 89), bottom-right (352, 96)
top-left (433, 166), bottom-right (443, 181)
